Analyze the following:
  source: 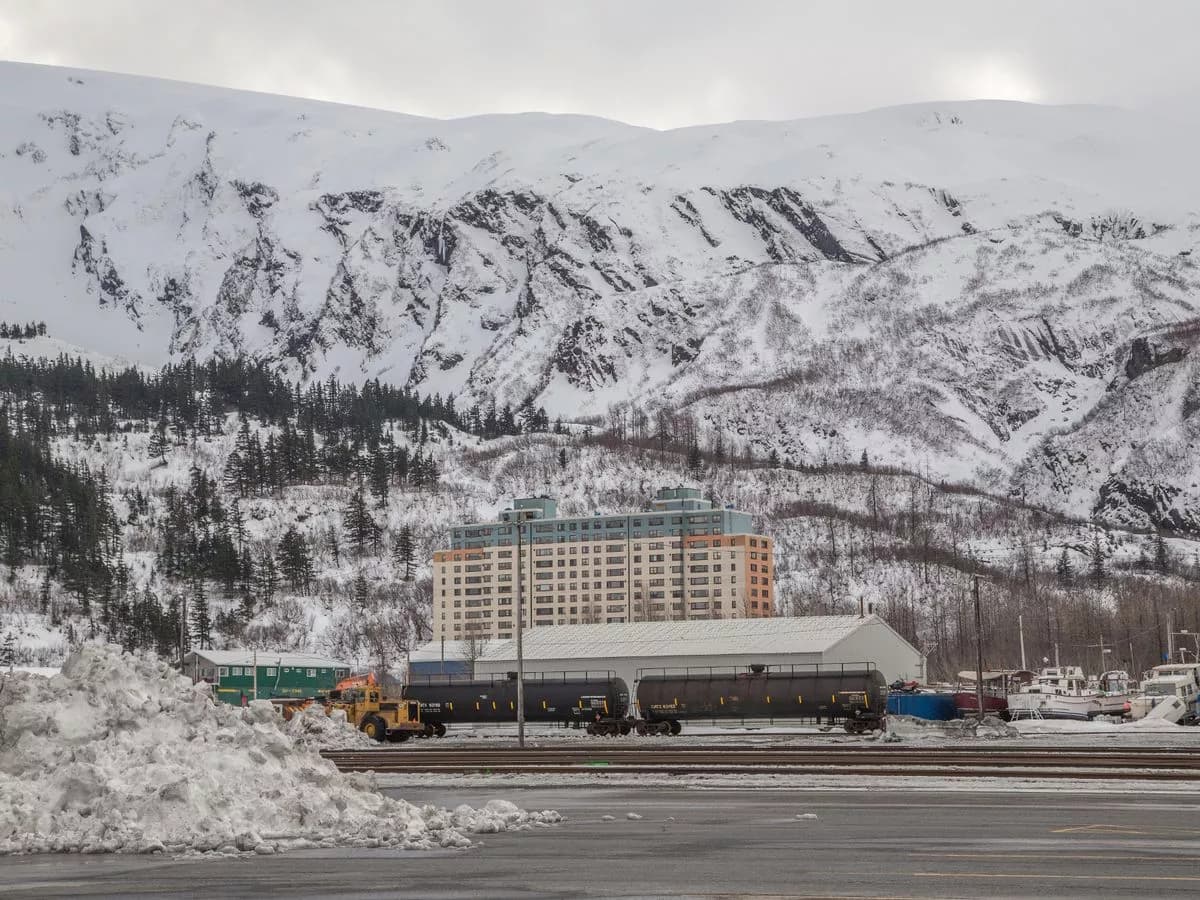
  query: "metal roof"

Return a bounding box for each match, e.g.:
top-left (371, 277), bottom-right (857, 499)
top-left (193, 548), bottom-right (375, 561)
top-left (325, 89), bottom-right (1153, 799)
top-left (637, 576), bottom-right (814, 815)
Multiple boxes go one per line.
top-left (471, 616), bottom-right (893, 663)
top-left (407, 640), bottom-right (473, 663)
top-left (184, 650), bottom-right (349, 668)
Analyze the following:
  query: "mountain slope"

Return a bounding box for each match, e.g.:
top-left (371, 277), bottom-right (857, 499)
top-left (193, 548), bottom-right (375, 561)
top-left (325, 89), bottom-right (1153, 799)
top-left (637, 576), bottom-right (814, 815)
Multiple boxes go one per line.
top-left (2, 62), bottom-right (1199, 530)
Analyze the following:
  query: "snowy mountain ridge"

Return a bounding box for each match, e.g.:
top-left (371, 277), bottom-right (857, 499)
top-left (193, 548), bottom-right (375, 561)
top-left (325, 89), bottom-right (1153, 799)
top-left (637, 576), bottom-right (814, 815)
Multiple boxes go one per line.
top-left (2, 62), bottom-right (1199, 532)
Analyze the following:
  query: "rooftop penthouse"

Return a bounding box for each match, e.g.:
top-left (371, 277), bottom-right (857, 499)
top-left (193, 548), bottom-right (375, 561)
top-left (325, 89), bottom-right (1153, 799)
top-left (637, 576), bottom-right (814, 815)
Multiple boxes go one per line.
top-left (449, 487), bottom-right (754, 551)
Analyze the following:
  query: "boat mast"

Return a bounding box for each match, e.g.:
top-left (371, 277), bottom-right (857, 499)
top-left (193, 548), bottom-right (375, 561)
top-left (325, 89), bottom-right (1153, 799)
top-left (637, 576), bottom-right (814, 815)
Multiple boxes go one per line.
top-left (973, 573), bottom-right (984, 724)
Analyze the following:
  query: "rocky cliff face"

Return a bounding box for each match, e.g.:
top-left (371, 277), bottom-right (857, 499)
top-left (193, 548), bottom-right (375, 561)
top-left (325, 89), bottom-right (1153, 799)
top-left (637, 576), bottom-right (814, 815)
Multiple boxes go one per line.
top-left (2, 62), bottom-right (1199, 532)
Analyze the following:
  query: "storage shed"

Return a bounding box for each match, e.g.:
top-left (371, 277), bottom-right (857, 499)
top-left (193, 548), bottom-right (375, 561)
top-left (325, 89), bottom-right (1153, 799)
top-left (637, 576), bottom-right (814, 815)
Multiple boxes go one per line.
top-left (183, 650), bottom-right (351, 705)
top-left (437, 615), bottom-right (923, 696)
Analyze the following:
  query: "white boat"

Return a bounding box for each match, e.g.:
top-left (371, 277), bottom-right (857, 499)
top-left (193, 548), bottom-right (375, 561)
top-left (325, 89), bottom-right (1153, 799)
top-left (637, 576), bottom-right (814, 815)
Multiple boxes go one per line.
top-left (1094, 670), bottom-right (1135, 716)
top-left (1007, 666), bottom-right (1107, 720)
top-left (1129, 663), bottom-right (1200, 722)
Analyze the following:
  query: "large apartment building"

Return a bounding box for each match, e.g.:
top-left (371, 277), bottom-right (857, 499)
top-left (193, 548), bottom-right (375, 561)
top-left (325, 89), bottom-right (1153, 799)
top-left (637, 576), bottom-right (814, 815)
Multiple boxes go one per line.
top-left (432, 487), bottom-right (774, 641)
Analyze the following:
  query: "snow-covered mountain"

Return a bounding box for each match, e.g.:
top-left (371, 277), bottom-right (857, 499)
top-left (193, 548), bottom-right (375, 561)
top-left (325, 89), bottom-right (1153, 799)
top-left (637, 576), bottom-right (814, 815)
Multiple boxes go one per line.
top-left (2, 62), bottom-right (1199, 531)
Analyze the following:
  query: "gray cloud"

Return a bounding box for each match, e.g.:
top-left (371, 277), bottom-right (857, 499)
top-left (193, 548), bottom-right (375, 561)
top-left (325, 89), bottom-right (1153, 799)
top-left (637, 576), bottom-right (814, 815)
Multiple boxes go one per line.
top-left (1, 1), bottom-right (1198, 128)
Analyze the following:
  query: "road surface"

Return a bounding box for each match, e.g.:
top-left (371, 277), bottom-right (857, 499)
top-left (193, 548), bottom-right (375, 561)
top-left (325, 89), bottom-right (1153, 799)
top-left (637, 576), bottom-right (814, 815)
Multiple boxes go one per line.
top-left (2, 786), bottom-right (1199, 898)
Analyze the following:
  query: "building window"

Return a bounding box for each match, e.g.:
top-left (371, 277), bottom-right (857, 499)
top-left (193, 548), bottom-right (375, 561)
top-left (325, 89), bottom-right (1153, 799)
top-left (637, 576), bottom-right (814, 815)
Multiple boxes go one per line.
top-left (218, 667), bottom-right (229, 678)
top-left (266, 668), bottom-right (277, 677)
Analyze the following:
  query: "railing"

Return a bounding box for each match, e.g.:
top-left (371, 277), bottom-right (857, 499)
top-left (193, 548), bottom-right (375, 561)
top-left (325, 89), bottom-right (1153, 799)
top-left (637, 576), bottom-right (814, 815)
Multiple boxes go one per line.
top-left (407, 669), bottom-right (619, 686)
top-left (636, 662), bottom-right (877, 680)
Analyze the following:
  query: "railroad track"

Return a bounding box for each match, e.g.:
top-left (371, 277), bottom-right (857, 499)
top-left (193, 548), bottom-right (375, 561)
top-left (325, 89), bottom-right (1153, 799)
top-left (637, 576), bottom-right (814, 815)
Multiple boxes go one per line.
top-left (323, 746), bottom-right (1200, 780)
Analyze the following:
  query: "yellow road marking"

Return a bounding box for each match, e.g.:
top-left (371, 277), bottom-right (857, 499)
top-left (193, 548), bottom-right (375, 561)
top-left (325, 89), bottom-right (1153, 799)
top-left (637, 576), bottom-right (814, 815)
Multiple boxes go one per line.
top-left (911, 852), bottom-right (1200, 862)
top-left (1052, 823), bottom-right (1200, 836)
top-left (915, 872), bottom-right (1200, 882)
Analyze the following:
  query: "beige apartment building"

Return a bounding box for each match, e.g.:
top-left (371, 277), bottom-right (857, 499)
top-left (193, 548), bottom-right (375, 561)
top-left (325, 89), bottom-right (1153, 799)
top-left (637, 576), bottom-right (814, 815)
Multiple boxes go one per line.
top-left (431, 487), bottom-right (774, 641)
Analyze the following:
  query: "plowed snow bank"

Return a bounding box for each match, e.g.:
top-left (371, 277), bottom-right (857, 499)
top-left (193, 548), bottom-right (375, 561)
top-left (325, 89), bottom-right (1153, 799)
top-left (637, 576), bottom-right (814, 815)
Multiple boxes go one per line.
top-left (0, 645), bottom-right (560, 854)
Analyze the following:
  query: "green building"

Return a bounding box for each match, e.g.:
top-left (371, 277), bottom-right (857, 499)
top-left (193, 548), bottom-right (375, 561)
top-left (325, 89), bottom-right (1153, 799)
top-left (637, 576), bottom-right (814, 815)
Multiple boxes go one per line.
top-left (182, 650), bottom-right (351, 705)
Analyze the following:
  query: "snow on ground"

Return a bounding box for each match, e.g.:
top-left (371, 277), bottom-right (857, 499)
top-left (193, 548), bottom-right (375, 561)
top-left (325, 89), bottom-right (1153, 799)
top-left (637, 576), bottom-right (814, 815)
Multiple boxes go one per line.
top-left (0, 645), bottom-right (560, 854)
top-left (9, 666), bottom-right (60, 679)
top-left (1010, 717), bottom-right (1194, 737)
top-left (406, 716), bottom-right (1200, 749)
top-left (374, 771), bottom-right (1200, 796)
top-left (883, 714), bottom-right (1021, 741)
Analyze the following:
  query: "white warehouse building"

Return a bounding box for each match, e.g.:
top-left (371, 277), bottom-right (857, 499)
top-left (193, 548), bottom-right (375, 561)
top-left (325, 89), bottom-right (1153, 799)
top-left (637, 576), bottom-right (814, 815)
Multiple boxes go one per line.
top-left (413, 615), bottom-right (923, 694)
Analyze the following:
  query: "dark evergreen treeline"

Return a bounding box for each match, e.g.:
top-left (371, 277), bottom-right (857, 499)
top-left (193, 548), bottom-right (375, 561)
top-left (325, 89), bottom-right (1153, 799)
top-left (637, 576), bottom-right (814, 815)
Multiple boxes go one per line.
top-left (0, 321), bottom-right (46, 339)
top-left (0, 409), bottom-right (122, 603)
top-left (0, 354), bottom-right (548, 442)
top-left (0, 352), bottom-right (560, 660)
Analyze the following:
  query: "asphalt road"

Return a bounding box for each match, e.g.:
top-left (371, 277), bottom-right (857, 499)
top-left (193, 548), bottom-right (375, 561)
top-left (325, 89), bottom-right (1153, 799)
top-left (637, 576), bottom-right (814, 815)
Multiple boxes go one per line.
top-left (2, 786), bottom-right (1200, 899)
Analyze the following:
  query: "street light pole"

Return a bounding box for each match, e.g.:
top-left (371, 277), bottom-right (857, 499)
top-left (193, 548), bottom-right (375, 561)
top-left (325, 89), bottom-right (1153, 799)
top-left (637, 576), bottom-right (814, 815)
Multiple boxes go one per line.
top-left (515, 519), bottom-right (526, 749)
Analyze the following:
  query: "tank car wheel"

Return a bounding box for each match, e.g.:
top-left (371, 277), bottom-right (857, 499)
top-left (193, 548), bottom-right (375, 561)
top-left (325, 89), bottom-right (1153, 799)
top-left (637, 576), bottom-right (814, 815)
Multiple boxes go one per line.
top-left (360, 714), bottom-right (388, 742)
top-left (668, 720), bottom-right (682, 736)
top-left (586, 723), bottom-right (597, 735)
top-left (618, 722), bottom-right (632, 736)
top-left (634, 720), bottom-right (648, 736)
top-left (434, 721), bottom-right (446, 738)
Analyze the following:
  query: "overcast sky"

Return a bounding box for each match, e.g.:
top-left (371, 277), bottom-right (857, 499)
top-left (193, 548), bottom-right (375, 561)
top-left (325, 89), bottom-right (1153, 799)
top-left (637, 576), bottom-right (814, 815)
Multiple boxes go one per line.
top-left (1, 1), bottom-right (1197, 129)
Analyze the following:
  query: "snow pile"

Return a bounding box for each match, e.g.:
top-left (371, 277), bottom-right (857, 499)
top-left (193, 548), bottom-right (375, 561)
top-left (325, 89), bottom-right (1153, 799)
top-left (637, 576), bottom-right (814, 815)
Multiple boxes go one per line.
top-left (884, 714), bottom-right (1020, 742)
top-left (1012, 717), bottom-right (1188, 735)
top-left (0, 645), bottom-right (560, 854)
top-left (279, 704), bottom-right (379, 751)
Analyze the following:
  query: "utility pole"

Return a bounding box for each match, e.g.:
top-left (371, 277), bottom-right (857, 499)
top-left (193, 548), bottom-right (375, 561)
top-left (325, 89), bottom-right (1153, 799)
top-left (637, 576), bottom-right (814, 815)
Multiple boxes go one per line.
top-left (179, 592), bottom-right (188, 674)
top-left (515, 519), bottom-right (526, 749)
top-left (1168, 613), bottom-right (1173, 664)
top-left (973, 572), bottom-right (984, 724)
top-left (1018, 614), bottom-right (1027, 671)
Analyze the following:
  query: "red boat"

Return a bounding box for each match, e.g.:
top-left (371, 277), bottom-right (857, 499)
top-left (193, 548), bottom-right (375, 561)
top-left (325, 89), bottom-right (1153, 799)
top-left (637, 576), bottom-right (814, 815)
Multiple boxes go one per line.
top-left (953, 670), bottom-right (1035, 719)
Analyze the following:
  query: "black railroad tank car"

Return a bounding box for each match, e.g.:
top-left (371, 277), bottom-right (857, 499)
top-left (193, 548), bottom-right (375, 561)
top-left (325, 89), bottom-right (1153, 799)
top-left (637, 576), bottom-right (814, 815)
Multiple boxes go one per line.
top-left (636, 665), bottom-right (888, 724)
top-left (404, 672), bottom-right (629, 729)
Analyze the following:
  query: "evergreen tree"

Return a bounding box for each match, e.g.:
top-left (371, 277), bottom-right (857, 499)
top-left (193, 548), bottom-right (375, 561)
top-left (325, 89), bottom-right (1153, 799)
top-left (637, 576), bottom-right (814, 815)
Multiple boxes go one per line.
top-left (860, 449), bottom-right (869, 469)
top-left (392, 525), bottom-right (416, 581)
top-left (238, 590), bottom-right (256, 624)
top-left (1154, 531), bottom-right (1170, 575)
top-left (147, 419), bottom-right (169, 462)
top-left (1089, 534), bottom-right (1106, 584)
top-left (368, 447), bottom-right (390, 507)
top-left (39, 571), bottom-right (51, 614)
top-left (343, 483), bottom-right (379, 555)
top-left (558, 448), bottom-right (568, 470)
top-left (1055, 549), bottom-right (1074, 587)
top-left (189, 580), bottom-right (213, 650)
top-left (277, 525), bottom-right (313, 592)
top-left (353, 571), bottom-right (370, 612)
top-left (0, 631), bottom-right (16, 670)
top-left (687, 442), bottom-right (702, 474)
top-left (256, 551), bottom-right (279, 605)
top-left (165, 594), bottom-right (186, 658)
top-left (768, 448), bottom-right (780, 467)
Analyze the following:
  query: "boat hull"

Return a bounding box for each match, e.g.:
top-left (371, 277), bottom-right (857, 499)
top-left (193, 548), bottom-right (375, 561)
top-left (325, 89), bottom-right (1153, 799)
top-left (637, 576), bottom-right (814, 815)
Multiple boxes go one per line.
top-left (1007, 694), bottom-right (1101, 721)
top-left (952, 690), bottom-right (1009, 719)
